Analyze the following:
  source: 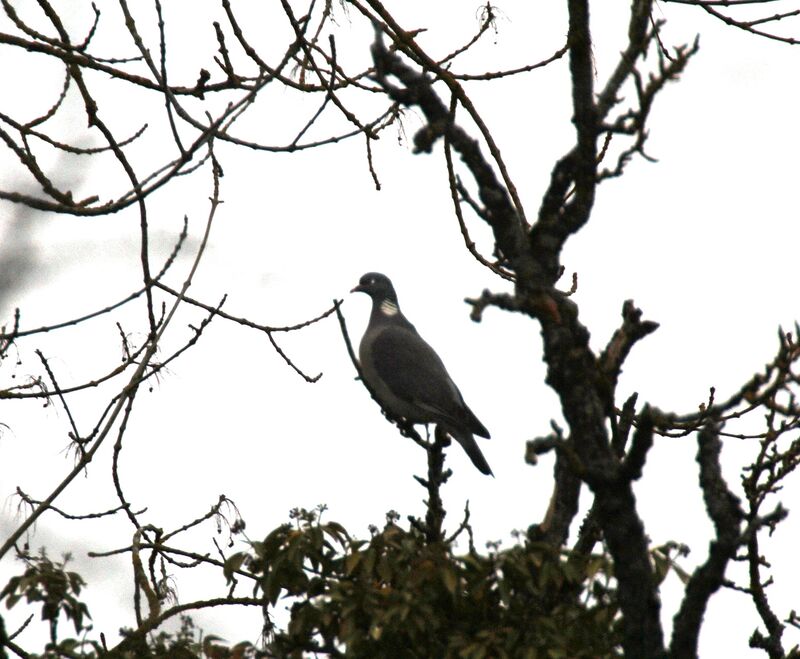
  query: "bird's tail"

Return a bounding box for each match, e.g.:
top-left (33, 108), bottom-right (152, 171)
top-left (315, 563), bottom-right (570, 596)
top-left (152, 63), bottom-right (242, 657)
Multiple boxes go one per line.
top-left (450, 428), bottom-right (493, 476)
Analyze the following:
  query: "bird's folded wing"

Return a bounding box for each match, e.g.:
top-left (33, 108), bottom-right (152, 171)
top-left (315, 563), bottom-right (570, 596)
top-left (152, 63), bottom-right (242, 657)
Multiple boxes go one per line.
top-left (371, 325), bottom-right (464, 416)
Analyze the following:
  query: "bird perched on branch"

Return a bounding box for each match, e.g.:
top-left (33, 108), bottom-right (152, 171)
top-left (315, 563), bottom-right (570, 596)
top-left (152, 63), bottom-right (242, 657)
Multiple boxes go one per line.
top-left (351, 272), bottom-right (493, 476)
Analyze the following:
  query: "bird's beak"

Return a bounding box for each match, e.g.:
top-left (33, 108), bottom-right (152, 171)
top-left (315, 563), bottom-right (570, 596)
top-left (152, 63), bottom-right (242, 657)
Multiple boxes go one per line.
top-left (351, 284), bottom-right (365, 294)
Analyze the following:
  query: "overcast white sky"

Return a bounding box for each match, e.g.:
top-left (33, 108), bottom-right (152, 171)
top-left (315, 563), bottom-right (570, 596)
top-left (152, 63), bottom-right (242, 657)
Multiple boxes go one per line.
top-left (1, 1), bottom-right (799, 655)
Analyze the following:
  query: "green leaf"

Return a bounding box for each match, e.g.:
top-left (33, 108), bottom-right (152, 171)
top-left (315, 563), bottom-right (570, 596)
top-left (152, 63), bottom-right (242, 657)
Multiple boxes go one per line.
top-left (345, 551), bottom-right (362, 575)
top-left (442, 567), bottom-right (458, 595)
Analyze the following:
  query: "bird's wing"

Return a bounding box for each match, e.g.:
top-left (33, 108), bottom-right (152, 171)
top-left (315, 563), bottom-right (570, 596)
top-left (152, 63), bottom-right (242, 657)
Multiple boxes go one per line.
top-left (370, 324), bottom-right (474, 426)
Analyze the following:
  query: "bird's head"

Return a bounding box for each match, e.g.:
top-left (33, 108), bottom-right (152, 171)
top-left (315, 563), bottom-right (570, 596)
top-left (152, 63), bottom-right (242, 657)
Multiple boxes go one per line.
top-left (351, 272), bottom-right (398, 305)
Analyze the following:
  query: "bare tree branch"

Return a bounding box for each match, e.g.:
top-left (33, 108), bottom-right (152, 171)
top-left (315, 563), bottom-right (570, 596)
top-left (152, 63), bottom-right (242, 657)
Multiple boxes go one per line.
top-left (671, 422), bottom-right (745, 657)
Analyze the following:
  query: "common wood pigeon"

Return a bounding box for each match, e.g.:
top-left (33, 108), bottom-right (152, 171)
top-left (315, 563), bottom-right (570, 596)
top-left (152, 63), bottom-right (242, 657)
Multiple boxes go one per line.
top-left (352, 272), bottom-right (493, 476)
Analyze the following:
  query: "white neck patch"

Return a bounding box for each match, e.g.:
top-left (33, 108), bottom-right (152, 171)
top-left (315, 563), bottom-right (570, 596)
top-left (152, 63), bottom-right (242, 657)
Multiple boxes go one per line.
top-left (380, 299), bottom-right (399, 316)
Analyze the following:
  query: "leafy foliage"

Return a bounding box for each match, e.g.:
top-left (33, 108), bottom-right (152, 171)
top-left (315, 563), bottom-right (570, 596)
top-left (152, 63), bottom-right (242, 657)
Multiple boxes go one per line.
top-left (1, 550), bottom-right (90, 644)
top-left (0, 509), bottom-right (629, 657)
top-left (226, 508), bottom-right (623, 658)
top-left (117, 616), bottom-right (260, 659)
